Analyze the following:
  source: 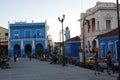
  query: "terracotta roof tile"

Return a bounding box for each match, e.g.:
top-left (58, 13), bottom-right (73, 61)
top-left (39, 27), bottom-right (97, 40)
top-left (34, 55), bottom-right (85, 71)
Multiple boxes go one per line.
top-left (65, 36), bottom-right (81, 42)
top-left (96, 28), bottom-right (118, 39)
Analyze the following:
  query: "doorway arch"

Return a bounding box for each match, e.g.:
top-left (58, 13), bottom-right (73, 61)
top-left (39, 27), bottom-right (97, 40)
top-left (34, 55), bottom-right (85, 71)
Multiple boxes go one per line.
top-left (92, 40), bottom-right (97, 52)
top-left (35, 44), bottom-right (44, 56)
top-left (14, 44), bottom-right (20, 57)
top-left (25, 44), bottom-right (32, 56)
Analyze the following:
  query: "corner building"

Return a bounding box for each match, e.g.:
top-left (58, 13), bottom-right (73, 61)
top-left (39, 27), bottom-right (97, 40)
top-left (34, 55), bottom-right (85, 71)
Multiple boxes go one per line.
top-left (79, 2), bottom-right (118, 54)
top-left (8, 21), bottom-right (47, 57)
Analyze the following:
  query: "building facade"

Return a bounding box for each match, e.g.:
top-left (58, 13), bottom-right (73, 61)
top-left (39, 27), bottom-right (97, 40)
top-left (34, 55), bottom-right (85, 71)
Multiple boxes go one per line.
top-left (64, 36), bottom-right (81, 57)
top-left (79, 2), bottom-right (119, 54)
top-left (8, 21), bottom-right (47, 57)
top-left (0, 26), bottom-right (8, 56)
top-left (97, 28), bottom-right (118, 60)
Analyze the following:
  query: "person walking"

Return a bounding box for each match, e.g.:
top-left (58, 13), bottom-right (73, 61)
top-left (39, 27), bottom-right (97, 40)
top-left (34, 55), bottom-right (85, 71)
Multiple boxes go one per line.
top-left (28, 53), bottom-right (32, 61)
top-left (50, 52), bottom-right (58, 64)
top-left (94, 51), bottom-right (100, 75)
top-left (106, 51), bottom-right (113, 75)
top-left (14, 54), bottom-right (17, 62)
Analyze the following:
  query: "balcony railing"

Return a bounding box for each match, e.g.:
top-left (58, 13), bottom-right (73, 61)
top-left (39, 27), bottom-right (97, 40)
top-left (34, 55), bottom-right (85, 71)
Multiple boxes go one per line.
top-left (10, 36), bottom-right (45, 40)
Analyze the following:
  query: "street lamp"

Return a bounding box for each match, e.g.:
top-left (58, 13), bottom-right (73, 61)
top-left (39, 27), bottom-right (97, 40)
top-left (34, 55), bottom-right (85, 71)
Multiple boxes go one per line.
top-left (58, 14), bottom-right (65, 66)
top-left (117, 0), bottom-right (120, 80)
top-left (59, 30), bottom-right (62, 55)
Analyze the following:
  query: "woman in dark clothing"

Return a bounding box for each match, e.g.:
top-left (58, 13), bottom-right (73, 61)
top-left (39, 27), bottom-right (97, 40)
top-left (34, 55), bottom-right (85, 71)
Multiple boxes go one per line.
top-left (14, 54), bottom-right (17, 62)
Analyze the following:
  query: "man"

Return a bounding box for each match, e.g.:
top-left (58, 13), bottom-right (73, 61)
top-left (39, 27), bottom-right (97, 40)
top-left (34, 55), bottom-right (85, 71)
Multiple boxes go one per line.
top-left (106, 51), bottom-right (112, 75)
top-left (94, 51), bottom-right (100, 75)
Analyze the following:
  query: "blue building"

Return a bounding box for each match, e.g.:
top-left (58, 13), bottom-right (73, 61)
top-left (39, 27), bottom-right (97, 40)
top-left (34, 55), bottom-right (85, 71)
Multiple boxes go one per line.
top-left (64, 36), bottom-right (81, 57)
top-left (97, 28), bottom-right (118, 60)
top-left (8, 21), bottom-right (47, 57)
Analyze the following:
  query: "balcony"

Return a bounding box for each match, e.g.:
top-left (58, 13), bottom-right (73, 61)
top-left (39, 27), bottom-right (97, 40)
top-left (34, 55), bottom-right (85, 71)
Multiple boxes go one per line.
top-left (9, 36), bottom-right (45, 40)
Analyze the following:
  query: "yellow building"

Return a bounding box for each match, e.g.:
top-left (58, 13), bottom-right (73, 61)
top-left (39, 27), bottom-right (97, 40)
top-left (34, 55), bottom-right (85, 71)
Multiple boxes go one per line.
top-left (0, 26), bottom-right (8, 56)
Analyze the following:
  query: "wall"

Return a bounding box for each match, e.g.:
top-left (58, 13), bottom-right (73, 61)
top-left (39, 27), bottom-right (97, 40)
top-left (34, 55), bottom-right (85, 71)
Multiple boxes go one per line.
top-left (98, 37), bottom-right (118, 60)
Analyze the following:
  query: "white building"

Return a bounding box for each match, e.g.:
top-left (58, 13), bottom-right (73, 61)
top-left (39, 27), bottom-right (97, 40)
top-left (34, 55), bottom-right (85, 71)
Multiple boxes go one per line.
top-left (79, 2), bottom-right (119, 53)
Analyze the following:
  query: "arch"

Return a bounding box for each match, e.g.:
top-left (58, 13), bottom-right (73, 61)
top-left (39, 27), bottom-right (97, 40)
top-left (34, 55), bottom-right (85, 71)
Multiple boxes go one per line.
top-left (35, 43), bottom-right (44, 56)
top-left (92, 40), bottom-right (97, 52)
top-left (25, 44), bottom-right (32, 56)
top-left (14, 44), bottom-right (21, 57)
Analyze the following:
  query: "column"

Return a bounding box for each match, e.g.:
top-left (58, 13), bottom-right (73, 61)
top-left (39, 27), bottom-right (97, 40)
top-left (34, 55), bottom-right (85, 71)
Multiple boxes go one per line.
top-left (21, 40), bottom-right (24, 56)
top-left (32, 40), bottom-right (35, 54)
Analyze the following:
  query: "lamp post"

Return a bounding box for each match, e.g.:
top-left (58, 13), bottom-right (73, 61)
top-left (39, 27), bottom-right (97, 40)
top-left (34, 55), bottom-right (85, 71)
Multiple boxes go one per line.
top-left (117, 0), bottom-right (120, 80)
top-left (59, 30), bottom-right (62, 55)
top-left (58, 14), bottom-right (65, 66)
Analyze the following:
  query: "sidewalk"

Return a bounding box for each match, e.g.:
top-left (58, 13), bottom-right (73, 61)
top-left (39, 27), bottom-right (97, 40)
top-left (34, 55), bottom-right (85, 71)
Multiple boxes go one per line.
top-left (0, 58), bottom-right (118, 80)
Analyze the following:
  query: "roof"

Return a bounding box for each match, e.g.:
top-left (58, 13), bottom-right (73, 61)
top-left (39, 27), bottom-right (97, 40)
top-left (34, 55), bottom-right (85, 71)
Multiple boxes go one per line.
top-left (0, 26), bottom-right (8, 30)
top-left (10, 22), bottom-right (46, 27)
top-left (65, 36), bottom-right (81, 42)
top-left (96, 28), bottom-right (118, 39)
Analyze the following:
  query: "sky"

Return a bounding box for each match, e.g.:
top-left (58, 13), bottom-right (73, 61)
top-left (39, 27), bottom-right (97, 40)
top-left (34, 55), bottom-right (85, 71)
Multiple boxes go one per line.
top-left (0, 0), bottom-right (116, 42)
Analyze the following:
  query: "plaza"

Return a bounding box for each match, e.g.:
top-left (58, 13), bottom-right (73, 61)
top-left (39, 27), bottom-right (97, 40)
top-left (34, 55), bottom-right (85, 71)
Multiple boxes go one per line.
top-left (0, 58), bottom-right (118, 80)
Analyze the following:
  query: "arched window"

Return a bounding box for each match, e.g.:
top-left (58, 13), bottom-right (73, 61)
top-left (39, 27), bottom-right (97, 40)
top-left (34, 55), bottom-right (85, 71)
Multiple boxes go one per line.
top-left (105, 14), bottom-right (112, 30)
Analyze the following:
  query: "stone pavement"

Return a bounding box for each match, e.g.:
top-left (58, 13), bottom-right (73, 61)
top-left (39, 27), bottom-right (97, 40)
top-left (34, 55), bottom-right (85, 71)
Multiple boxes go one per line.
top-left (0, 58), bottom-right (118, 80)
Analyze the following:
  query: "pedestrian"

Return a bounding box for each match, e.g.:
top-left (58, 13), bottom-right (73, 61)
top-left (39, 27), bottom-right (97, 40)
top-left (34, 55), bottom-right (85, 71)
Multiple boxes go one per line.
top-left (41, 54), bottom-right (45, 61)
top-left (50, 54), bottom-right (55, 64)
top-left (106, 51), bottom-right (113, 75)
top-left (50, 52), bottom-right (58, 64)
top-left (28, 53), bottom-right (32, 61)
top-left (14, 54), bottom-right (17, 62)
top-left (94, 52), bottom-right (100, 75)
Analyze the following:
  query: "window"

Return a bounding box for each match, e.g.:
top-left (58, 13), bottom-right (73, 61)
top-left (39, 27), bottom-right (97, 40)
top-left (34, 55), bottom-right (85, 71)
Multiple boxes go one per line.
top-left (97, 21), bottom-right (100, 31)
top-left (101, 44), bottom-right (106, 57)
top-left (36, 29), bottom-right (42, 37)
top-left (25, 30), bottom-right (30, 38)
top-left (5, 33), bottom-right (8, 40)
top-left (86, 20), bottom-right (90, 33)
top-left (106, 20), bottom-right (111, 30)
top-left (5, 33), bottom-right (8, 36)
top-left (92, 18), bottom-right (95, 32)
top-left (14, 30), bottom-right (19, 38)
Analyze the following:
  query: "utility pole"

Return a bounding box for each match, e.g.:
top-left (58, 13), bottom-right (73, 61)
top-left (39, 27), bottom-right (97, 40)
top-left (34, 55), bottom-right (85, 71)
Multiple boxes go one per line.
top-left (117, 0), bottom-right (120, 80)
top-left (82, 19), bottom-right (86, 67)
top-left (58, 14), bottom-right (65, 66)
